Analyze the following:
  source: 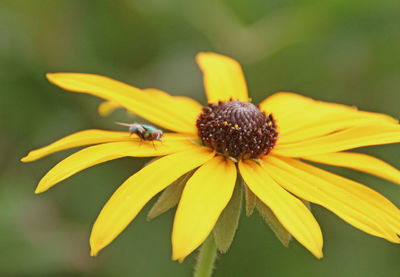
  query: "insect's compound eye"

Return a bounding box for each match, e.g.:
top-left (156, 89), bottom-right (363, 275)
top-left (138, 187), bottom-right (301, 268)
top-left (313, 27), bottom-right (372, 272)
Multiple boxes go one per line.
top-left (155, 131), bottom-right (163, 141)
top-left (152, 132), bottom-right (160, 141)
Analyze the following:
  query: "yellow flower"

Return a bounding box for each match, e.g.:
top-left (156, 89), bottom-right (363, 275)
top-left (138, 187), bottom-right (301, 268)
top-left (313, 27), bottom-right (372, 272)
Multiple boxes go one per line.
top-left (22, 52), bottom-right (400, 261)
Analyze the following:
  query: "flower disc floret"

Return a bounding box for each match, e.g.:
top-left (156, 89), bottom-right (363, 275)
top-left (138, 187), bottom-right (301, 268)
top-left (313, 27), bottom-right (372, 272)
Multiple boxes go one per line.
top-left (196, 100), bottom-right (278, 159)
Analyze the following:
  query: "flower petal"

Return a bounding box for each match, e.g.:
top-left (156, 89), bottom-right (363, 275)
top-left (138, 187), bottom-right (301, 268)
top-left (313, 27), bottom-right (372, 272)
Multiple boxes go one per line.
top-left (278, 114), bottom-right (397, 144)
top-left (291, 159), bottom-right (400, 236)
top-left (90, 147), bottom-right (215, 256)
top-left (21, 130), bottom-right (191, 162)
top-left (239, 159), bottom-right (323, 258)
top-left (196, 52), bottom-right (249, 103)
top-left (21, 129), bottom-right (133, 162)
top-left (259, 92), bottom-right (398, 138)
top-left (303, 152), bottom-right (400, 186)
top-left (97, 90), bottom-right (203, 121)
top-left (273, 125), bottom-right (400, 157)
top-left (143, 88), bottom-right (203, 120)
top-left (172, 156), bottom-right (236, 260)
top-left (46, 73), bottom-right (197, 134)
top-left (35, 137), bottom-right (195, 193)
top-left (264, 155), bottom-right (400, 242)
top-left (98, 101), bottom-right (121, 117)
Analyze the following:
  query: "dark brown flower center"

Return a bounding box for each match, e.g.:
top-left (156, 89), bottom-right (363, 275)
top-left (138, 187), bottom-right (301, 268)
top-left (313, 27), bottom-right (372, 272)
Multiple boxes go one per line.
top-left (196, 100), bottom-right (278, 159)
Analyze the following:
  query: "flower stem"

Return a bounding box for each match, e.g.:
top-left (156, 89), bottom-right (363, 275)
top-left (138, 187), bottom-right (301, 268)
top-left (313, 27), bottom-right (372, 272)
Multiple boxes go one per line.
top-left (194, 235), bottom-right (217, 277)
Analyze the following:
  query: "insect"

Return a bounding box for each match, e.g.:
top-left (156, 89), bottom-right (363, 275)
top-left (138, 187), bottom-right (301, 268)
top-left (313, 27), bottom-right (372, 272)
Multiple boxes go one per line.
top-left (115, 122), bottom-right (163, 142)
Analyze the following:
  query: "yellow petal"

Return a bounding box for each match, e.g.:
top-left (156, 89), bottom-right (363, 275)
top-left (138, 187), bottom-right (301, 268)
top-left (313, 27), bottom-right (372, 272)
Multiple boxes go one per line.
top-left (259, 92), bottom-right (398, 137)
top-left (35, 137), bottom-right (195, 193)
top-left (90, 147), bottom-right (215, 256)
top-left (143, 88), bottom-right (202, 126)
top-left (260, 92), bottom-right (397, 125)
top-left (264, 156), bottom-right (400, 242)
top-left (274, 125), bottom-right (400, 157)
top-left (259, 92), bottom-right (352, 134)
top-left (21, 129), bottom-right (132, 162)
top-left (290, 158), bottom-right (400, 236)
top-left (196, 52), bottom-right (249, 103)
top-left (172, 156), bottom-right (236, 260)
top-left (260, 92), bottom-right (315, 116)
top-left (46, 73), bottom-right (197, 134)
top-left (174, 96), bottom-right (204, 110)
top-left (97, 90), bottom-right (203, 121)
top-left (21, 130), bottom-right (191, 163)
top-left (239, 160), bottom-right (323, 258)
top-left (278, 114), bottom-right (397, 144)
top-left (303, 152), bottom-right (400, 186)
top-left (98, 101), bottom-right (121, 117)
top-left (143, 88), bottom-right (203, 111)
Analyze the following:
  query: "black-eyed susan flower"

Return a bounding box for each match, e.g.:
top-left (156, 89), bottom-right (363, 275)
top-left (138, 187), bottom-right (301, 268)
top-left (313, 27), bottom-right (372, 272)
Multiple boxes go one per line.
top-left (22, 52), bottom-right (400, 262)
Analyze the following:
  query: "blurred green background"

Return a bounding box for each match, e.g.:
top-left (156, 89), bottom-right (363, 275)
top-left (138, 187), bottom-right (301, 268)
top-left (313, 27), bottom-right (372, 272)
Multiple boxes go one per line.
top-left (1, 0), bottom-right (400, 276)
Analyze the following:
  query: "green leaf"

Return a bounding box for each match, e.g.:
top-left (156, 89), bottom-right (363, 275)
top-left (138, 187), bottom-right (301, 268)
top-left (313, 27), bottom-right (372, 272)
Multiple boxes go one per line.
top-left (256, 199), bottom-right (292, 247)
top-left (244, 181), bottom-right (256, 216)
top-left (146, 171), bottom-right (193, 221)
top-left (213, 180), bottom-right (243, 253)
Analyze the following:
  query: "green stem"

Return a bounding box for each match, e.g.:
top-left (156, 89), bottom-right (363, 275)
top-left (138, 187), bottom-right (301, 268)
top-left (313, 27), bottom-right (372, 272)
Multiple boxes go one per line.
top-left (194, 235), bottom-right (217, 277)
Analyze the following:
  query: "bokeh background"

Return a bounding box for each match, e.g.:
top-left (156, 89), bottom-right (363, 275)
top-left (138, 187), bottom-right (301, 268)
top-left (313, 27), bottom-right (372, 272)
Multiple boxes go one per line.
top-left (1, 0), bottom-right (400, 276)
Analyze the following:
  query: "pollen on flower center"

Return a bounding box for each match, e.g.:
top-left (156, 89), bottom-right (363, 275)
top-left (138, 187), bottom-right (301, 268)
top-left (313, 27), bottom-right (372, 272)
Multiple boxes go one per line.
top-left (196, 100), bottom-right (278, 159)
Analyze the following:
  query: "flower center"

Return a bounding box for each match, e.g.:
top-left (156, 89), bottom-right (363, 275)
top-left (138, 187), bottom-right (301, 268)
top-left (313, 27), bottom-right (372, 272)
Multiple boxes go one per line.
top-left (196, 100), bottom-right (278, 159)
